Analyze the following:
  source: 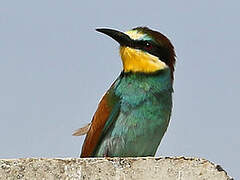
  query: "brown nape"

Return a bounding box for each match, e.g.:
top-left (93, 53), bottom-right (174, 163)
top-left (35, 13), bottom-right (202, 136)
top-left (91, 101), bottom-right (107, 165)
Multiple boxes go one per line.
top-left (133, 27), bottom-right (176, 80)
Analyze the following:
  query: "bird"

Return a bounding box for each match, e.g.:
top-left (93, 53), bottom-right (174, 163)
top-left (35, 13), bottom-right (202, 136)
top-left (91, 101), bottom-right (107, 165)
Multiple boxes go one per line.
top-left (73, 27), bottom-right (176, 157)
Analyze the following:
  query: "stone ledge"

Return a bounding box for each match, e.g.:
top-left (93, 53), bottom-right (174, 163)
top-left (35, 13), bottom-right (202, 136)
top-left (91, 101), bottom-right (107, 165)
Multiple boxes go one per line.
top-left (0, 157), bottom-right (233, 180)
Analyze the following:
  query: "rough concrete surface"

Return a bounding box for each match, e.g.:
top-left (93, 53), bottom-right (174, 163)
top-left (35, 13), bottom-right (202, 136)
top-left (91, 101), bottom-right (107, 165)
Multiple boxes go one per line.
top-left (0, 157), bottom-right (233, 180)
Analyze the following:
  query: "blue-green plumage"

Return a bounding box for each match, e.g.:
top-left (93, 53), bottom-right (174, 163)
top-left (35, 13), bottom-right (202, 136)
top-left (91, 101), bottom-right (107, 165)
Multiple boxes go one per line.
top-left (94, 68), bottom-right (173, 156)
top-left (76, 27), bottom-right (176, 157)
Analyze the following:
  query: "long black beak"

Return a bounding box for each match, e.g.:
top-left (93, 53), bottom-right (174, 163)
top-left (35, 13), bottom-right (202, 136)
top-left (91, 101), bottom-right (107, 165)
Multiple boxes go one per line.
top-left (96, 28), bottom-right (132, 46)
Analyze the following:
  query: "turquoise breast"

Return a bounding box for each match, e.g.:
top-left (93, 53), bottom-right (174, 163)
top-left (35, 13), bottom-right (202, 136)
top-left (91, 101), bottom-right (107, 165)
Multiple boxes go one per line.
top-left (94, 69), bottom-right (173, 157)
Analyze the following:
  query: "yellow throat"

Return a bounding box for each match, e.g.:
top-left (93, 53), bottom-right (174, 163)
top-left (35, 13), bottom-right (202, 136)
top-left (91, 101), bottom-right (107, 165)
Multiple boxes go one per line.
top-left (119, 30), bottom-right (167, 73)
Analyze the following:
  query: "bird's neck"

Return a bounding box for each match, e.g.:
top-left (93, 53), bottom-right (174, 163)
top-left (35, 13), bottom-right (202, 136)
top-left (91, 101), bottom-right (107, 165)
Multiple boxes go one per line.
top-left (120, 68), bottom-right (173, 92)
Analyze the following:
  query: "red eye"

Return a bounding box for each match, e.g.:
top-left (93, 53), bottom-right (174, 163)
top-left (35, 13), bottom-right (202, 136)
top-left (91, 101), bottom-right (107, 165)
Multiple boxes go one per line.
top-left (145, 42), bottom-right (153, 50)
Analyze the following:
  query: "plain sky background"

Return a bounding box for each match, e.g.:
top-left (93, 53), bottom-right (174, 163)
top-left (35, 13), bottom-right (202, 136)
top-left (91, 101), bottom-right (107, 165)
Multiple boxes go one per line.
top-left (0, 1), bottom-right (239, 179)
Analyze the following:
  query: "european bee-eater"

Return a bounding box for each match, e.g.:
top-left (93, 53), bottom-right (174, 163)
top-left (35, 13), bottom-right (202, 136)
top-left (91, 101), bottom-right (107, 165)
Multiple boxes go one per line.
top-left (73, 27), bottom-right (176, 157)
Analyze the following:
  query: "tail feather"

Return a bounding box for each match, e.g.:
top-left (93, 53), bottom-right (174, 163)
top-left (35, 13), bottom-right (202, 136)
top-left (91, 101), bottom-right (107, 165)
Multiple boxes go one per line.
top-left (72, 123), bottom-right (91, 136)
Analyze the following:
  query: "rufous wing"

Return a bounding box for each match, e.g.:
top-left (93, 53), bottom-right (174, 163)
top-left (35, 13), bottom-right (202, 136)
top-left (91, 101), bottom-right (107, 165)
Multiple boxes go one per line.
top-left (80, 84), bottom-right (120, 157)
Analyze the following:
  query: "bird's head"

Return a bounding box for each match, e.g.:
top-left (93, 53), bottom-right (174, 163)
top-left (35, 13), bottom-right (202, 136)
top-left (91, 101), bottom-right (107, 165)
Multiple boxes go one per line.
top-left (96, 27), bottom-right (176, 79)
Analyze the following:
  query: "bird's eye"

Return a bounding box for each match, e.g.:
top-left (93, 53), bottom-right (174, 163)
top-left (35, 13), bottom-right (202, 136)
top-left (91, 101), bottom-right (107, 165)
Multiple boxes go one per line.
top-left (145, 42), bottom-right (153, 50)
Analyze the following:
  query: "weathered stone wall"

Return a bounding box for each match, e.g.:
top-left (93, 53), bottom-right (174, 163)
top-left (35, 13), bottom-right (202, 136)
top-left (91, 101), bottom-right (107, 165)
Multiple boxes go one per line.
top-left (0, 157), bottom-right (232, 180)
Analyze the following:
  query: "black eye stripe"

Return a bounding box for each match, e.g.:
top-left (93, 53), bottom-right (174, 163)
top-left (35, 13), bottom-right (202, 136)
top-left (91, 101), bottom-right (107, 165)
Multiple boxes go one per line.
top-left (131, 40), bottom-right (170, 64)
top-left (133, 40), bottom-right (154, 50)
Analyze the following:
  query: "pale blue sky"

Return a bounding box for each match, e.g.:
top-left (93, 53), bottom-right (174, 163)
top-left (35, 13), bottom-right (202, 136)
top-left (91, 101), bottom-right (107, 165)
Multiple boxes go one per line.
top-left (0, 1), bottom-right (239, 179)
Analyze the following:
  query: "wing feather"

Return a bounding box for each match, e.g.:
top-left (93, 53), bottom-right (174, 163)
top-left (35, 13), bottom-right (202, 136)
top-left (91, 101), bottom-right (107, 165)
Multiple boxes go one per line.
top-left (80, 81), bottom-right (120, 157)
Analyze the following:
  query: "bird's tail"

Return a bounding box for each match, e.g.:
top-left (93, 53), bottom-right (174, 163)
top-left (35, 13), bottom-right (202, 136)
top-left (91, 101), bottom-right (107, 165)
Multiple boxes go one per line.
top-left (72, 123), bottom-right (91, 136)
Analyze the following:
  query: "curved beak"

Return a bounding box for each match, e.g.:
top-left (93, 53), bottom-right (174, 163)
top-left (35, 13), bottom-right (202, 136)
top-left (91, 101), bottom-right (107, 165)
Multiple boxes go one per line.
top-left (96, 28), bottom-right (132, 46)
